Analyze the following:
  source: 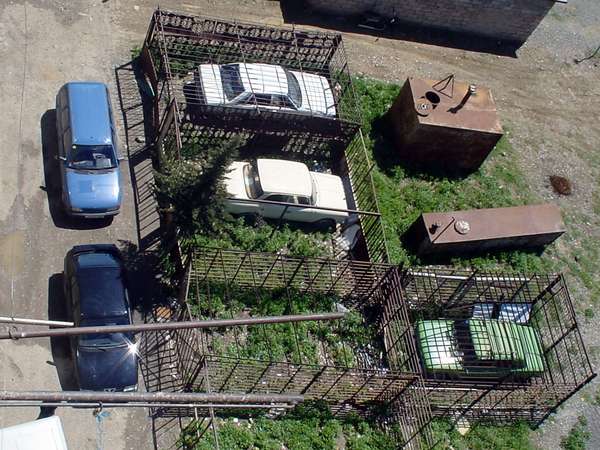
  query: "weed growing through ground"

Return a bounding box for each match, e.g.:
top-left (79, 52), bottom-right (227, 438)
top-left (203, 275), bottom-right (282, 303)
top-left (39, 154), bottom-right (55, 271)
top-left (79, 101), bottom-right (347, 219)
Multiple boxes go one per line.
top-left (561, 416), bottom-right (591, 450)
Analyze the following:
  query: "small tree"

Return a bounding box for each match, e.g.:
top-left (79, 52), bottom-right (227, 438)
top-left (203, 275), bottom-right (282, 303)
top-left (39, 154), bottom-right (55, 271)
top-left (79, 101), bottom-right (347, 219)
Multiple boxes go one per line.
top-left (154, 136), bottom-right (242, 239)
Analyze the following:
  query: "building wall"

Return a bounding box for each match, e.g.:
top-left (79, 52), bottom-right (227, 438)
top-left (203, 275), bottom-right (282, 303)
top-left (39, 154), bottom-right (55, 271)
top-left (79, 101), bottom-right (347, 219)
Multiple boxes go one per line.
top-left (305, 0), bottom-right (558, 44)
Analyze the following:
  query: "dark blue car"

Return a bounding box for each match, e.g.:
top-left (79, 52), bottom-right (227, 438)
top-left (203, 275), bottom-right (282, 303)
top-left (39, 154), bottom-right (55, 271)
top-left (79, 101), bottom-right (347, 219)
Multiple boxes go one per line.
top-left (63, 245), bottom-right (138, 391)
top-left (56, 82), bottom-right (123, 218)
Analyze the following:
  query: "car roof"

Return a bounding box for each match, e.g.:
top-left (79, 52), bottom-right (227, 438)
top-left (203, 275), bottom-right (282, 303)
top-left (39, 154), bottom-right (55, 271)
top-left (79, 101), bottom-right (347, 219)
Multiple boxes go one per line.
top-left (256, 159), bottom-right (313, 198)
top-left (73, 250), bottom-right (127, 318)
top-left (65, 82), bottom-right (112, 146)
top-left (237, 63), bottom-right (288, 96)
top-left (77, 267), bottom-right (127, 318)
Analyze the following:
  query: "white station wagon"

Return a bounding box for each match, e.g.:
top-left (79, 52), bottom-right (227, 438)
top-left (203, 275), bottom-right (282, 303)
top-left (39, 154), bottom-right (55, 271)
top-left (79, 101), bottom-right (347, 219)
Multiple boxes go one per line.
top-left (190, 63), bottom-right (337, 117)
top-left (224, 159), bottom-right (349, 228)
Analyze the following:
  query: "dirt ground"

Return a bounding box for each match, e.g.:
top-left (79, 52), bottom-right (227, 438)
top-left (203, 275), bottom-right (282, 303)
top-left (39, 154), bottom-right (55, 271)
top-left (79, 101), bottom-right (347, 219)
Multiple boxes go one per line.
top-left (0, 0), bottom-right (598, 449)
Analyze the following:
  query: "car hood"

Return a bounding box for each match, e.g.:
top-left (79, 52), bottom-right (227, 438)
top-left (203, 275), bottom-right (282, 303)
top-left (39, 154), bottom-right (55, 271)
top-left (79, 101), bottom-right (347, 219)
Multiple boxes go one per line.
top-left (224, 161), bottom-right (249, 199)
top-left (310, 172), bottom-right (347, 212)
top-left (65, 168), bottom-right (121, 210)
top-left (77, 345), bottom-right (137, 391)
top-left (198, 64), bottom-right (226, 105)
top-left (291, 71), bottom-right (336, 117)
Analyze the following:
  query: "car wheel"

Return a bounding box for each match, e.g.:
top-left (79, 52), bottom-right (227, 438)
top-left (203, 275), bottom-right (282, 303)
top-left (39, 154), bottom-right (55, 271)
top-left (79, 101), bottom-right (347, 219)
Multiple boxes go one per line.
top-left (315, 219), bottom-right (336, 233)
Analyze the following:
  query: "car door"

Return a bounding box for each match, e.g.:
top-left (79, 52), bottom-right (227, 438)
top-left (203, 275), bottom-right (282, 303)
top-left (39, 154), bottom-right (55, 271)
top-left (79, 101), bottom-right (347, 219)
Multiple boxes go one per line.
top-left (283, 195), bottom-right (313, 222)
top-left (68, 275), bottom-right (81, 358)
top-left (260, 194), bottom-right (295, 220)
top-left (56, 88), bottom-right (70, 196)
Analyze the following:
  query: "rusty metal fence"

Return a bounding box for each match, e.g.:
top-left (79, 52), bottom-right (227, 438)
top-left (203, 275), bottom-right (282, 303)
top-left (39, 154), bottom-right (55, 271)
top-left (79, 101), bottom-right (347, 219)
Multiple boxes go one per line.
top-left (139, 9), bottom-right (389, 263)
top-left (141, 248), bottom-right (432, 448)
top-left (386, 267), bottom-right (596, 425)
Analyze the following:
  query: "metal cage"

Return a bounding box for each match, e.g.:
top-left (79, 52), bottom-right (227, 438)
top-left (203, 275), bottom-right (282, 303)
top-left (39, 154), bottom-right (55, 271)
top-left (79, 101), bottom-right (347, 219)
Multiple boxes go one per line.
top-left (141, 10), bottom-right (388, 263)
top-left (141, 248), bottom-right (433, 449)
top-left (382, 267), bottom-right (595, 425)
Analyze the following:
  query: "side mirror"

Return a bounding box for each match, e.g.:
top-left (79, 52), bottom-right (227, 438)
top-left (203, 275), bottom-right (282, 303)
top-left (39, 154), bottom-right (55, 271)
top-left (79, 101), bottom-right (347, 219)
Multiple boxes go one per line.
top-left (117, 155), bottom-right (127, 162)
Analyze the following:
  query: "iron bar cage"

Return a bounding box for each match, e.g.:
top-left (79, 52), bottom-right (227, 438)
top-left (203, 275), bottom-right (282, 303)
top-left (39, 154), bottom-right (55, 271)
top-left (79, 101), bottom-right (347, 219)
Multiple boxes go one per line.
top-left (141, 248), bottom-right (433, 449)
top-left (139, 9), bottom-right (388, 264)
top-left (381, 266), bottom-right (595, 425)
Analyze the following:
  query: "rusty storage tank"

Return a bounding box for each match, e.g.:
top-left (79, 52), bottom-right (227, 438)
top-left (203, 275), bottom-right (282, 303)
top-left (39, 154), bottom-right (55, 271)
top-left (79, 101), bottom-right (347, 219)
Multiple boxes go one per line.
top-left (405, 204), bottom-right (565, 256)
top-left (387, 77), bottom-right (504, 172)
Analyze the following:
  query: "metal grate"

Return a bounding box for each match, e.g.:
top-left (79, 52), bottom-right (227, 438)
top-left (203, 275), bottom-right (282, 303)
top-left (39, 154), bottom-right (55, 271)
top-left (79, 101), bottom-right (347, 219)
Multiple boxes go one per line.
top-left (389, 267), bottom-right (596, 425)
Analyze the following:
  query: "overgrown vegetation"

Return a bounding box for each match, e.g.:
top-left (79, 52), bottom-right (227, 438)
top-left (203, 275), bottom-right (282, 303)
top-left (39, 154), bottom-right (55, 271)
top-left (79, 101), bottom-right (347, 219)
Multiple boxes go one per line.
top-left (352, 76), bottom-right (556, 273)
top-left (154, 136), bottom-right (333, 262)
top-left (561, 416), bottom-right (591, 450)
top-left (180, 401), bottom-right (397, 450)
top-left (154, 137), bottom-right (241, 239)
top-left (188, 284), bottom-right (381, 366)
top-left (429, 419), bottom-right (534, 450)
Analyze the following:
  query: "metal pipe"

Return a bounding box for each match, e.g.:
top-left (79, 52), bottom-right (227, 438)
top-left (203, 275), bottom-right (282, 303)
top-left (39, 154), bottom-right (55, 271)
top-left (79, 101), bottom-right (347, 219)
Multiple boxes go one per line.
top-left (0, 312), bottom-right (345, 340)
top-left (227, 197), bottom-right (382, 217)
top-left (0, 316), bottom-right (73, 327)
top-left (0, 402), bottom-right (296, 409)
top-left (0, 390), bottom-right (304, 405)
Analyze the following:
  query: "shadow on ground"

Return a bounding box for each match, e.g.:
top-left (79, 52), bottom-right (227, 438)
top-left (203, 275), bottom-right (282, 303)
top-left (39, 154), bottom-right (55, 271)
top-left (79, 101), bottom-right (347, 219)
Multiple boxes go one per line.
top-left (47, 273), bottom-right (78, 391)
top-left (279, 1), bottom-right (519, 57)
top-left (114, 59), bottom-right (162, 253)
top-left (117, 239), bottom-right (170, 315)
top-left (40, 110), bottom-right (113, 230)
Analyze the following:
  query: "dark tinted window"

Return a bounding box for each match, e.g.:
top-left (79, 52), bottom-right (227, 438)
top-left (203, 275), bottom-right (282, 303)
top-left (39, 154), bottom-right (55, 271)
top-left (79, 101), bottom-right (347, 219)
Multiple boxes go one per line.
top-left (265, 195), bottom-right (294, 203)
top-left (220, 65), bottom-right (244, 101)
top-left (79, 317), bottom-right (131, 347)
top-left (68, 144), bottom-right (117, 170)
top-left (254, 93), bottom-right (272, 106)
top-left (285, 71), bottom-right (302, 107)
top-left (78, 268), bottom-right (127, 318)
top-left (297, 196), bottom-right (311, 205)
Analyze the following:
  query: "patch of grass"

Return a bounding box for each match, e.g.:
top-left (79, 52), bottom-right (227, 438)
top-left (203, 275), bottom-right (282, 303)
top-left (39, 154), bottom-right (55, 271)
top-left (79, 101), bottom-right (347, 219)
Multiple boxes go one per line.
top-left (188, 283), bottom-right (381, 366)
top-left (430, 419), bottom-right (534, 450)
top-left (181, 401), bottom-right (396, 450)
top-left (183, 217), bottom-right (333, 259)
top-left (353, 76), bottom-right (552, 272)
top-left (584, 308), bottom-right (594, 319)
top-left (561, 415), bottom-right (590, 450)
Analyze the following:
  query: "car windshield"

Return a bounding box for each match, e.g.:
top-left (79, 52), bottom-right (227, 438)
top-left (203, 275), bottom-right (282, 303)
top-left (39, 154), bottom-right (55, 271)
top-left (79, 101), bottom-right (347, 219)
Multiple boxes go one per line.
top-left (243, 163), bottom-right (263, 199)
top-left (285, 70), bottom-right (302, 107)
top-left (79, 317), bottom-right (132, 348)
top-left (68, 144), bottom-right (116, 170)
top-left (220, 64), bottom-right (245, 101)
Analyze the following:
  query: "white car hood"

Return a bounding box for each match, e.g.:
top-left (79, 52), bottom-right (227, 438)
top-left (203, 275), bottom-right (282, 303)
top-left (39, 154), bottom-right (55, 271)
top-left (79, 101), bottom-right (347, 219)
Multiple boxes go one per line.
top-left (198, 64), bottom-right (226, 105)
top-left (291, 71), bottom-right (336, 116)
top-left (310, 172), bottom-right (347, 211)
top-left (224, 161), bottom-right (249, 199)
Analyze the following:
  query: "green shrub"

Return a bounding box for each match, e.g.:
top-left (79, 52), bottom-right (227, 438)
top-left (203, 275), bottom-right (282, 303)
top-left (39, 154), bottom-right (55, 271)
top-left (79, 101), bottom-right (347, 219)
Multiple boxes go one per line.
top-left (182, 402), bottom-right (396, 450)
top-left (430, 419), bottom-right (534, 450)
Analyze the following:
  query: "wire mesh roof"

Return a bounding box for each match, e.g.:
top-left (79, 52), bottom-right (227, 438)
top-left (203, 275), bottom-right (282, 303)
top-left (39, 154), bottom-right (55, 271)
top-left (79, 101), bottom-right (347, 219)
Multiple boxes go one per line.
top-left (390, 267), bottom-right (595, 424)
top-left (146, 9), bottom-right (362, 126)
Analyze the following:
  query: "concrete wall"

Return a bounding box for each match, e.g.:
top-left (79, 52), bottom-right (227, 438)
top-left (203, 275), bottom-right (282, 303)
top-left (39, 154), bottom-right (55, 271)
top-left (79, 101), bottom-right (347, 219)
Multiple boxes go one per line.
top-left (305, 0), bottom-right (558, 44)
